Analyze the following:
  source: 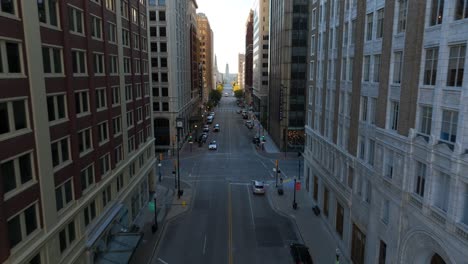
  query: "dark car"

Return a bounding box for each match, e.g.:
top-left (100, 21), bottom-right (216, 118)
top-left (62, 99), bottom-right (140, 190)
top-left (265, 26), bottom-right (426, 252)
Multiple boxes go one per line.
top-left (252, 136), bottom-right (260, 144)
top-left (200, 133), bottom-right (208, 143)
top-left (290, 243), bottom-right (313, 264)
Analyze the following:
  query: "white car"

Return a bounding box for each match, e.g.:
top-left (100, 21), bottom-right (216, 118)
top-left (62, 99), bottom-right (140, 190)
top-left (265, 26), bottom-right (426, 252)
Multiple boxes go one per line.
top-left (208, 141), bottom-right (217, 150)
top-left (252, 180), bottom-right (265, 195)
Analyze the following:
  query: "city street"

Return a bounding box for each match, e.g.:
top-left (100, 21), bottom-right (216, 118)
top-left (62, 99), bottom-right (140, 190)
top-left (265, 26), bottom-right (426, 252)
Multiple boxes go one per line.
top-left (151, 88), bottom-right (303, 264)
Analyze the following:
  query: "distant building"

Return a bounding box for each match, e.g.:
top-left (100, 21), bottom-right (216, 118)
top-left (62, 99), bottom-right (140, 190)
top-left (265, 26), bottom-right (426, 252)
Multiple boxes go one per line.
top-left (0, 1), bottom-right (155, 263)
top-left (252, 0), bottom-right (270, 129)
top-left (197, 13), bottom-right (214, 104)
top-left (303, 1), bottom-right (468, 264)
top-left (268, 0), bottom-right (309, 151)
top-left (238, 53), bottom-right (245, 90)
top-left (244, 10), bottom-right (254, 105)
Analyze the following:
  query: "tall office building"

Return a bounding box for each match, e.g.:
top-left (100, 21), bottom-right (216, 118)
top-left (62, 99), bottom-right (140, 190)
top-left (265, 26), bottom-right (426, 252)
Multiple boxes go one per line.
top-left (244, 10), bottom-right (254, 106)
top-left (197, 13), bottom-right (214, 104)
top-left (252, 0), bottom-right (270, 128)
top-left (303, 1), bottom-right (468, 263)
top-left (268, 0), bottom-right (309, 151)
top-left (150, 0), bottom-right (199, 152)
top-left (238, 53), bottom-right (245, 90)
top-left (0, 1), bottom-right (155, 263)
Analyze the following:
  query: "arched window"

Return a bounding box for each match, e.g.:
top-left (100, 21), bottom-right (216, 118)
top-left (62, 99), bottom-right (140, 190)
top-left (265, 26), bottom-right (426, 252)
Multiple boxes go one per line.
top-left (430, 254), bottom-right (446, 264)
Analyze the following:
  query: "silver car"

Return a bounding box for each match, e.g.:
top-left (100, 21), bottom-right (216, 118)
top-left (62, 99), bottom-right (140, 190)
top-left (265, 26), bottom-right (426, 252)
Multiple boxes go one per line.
top-left (251, 180), bottom-right (265, 195)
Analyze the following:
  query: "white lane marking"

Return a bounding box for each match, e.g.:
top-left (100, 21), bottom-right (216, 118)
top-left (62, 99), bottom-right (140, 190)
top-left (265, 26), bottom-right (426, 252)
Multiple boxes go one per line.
top-left (203, 234), bottom-right (207, 255)
top-left (246, 185), bottom-right (255, 226)
top-left (158, 258), bottom-right (169, 264)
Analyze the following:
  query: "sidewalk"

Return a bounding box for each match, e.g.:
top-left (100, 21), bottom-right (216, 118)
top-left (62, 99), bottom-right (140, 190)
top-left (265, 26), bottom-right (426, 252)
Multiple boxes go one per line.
top-left (268, 182), bottom-right (349, 264)
top-left (130, 177), bottom-right (193, 264)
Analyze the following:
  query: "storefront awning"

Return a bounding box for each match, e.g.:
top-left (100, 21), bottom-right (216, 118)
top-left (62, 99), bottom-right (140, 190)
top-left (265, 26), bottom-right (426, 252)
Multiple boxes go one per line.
top-left (95, 233), bottom-right (142, 264)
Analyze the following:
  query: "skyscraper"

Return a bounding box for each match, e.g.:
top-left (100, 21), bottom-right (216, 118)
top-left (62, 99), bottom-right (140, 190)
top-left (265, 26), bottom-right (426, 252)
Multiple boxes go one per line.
top-left (268, 0), bottom-right (309, 151)
top-left (225, 63), bottom-right (230, 82)
top-left (197, 13), bottom-right (214, 104)
top-left (150, 0), bottom-right (199, 152)
top-left (238, 53), bottom-right (245, 90)
top-left (0, 1), bottom-right (155, 263)
top-left (244, 10), bottom-right (254, 105)
top-left (303, 1), bottom-right (468, 263)
top-left (252, 0), bottom-right (270, 128)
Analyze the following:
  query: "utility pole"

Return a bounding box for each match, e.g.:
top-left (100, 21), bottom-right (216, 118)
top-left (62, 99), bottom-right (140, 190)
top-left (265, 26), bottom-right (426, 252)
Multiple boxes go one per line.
top-left (158, 154), bottom-right (162, 182)
top-left (292, 178), bottom-right (298, 209)
top-left (275, 160), bottom-right (279, 187)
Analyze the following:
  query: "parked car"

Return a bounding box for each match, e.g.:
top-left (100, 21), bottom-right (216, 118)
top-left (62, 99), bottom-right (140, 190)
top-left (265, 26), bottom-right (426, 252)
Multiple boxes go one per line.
top-left (242, 114), bottom-right (248, 120)
top-left (200, 133), bottom-right (208, 143)
top-left (252, 136), bottom-right (260, 144)
top-left (208, 141), bottom-right (217, 150)
top-left (213, 124), bottom-right (220, 132)
top-left (236, 109), bottom-right (242, 114)
top-left (251, 180), bottom-right (265, 195)
top-left (207, 116), bottom-right (213, 124)
top-left (290, 243), bottom-right (313, 264)
top-left (203, 125), bottom-right (210, 132)
top-left (210, 112), bottom-right (215, 117)
top-left (245, 120), bottom-right (254, 129)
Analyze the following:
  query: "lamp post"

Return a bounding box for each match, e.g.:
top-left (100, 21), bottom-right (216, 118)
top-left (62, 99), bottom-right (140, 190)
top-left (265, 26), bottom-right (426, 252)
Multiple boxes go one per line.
top-left (153, 197), bottom-right (158, 231)
top-left (176, 118), bottom-right (183, 199)
top-left (292, 178), bottom-right (298, 210)
top-left (158, 160), bottom-right (162, 182)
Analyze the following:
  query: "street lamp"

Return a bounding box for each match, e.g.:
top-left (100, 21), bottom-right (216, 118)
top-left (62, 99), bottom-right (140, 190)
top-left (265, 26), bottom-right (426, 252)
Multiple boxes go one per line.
top-left (176, 118), bottom-right (184, 199)
top-left (298, 152), bottom-right (302, 180)
top-left (158, 159), bottom-right (162, 182)
top-left (292, 177), bottom-right (298, 210)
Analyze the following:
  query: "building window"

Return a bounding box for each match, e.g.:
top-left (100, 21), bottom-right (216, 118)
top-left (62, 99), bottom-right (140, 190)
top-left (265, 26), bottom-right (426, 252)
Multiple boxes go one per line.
top-left (351, 224), bottom-right (366, 264)
top-left (419, 106), bottom-right (433, 136)
top-left (358, 137), bottom-right (365, 160)
top-left (381, 199), bottom-right (390, 223)
top-left (123, 57), bottom-right (131, 74)
top-left (108, 22), bottom-right (117, 43)
top-left (309, 61), bottom-right (315, 80)
top-left (111, 86), bottom-right (120, 105)
top-left (74, 90), bottom-right (89, 115)
top-left (162, 102), bottom-right (169, 111)
top-left (462, 184), bottom-right (468, 225)
top-left (159, 27), bottom-right (166, 37)
top-left (116, 173), bottom-right (124, 192)
top-left (91, 16), bottom-right (102, 39)
top-left (127, 110), bottom-right (134, 127)
top-left (335, 202), bottom-right (344, 238)
top-left (390, 101), bottom-right (399, 131)
top-left (129, 162), bottom-right (135, 177)
top-left (323, 187), bottom-right (329, 217)
top-left (0, 40), bottom-right (23, 75)
top-left (42, 46), bottom-right (63, 74)
top-left (373, 54), bottom-right (381, 82)
top-left (133, 33), bottom-right (139, 50)
top-left (376, 8), bottom-right (384, 38)
top-left (141, 37), bottom-right (147, 51)
top-left (364, 180), bottom-right (371, 203)
top-left (434, 172), bottom-right (450, 212)
top-left (348, 167), bottom-right (354, 189)
top-left (78, 128), bottom-right (92, 155)
top-left (99, 153), bottom-right (111, 176)
top-left (128, 136), bottom-right (135, 152)
top-left (397, 0), bottom-right (408, 33)
top-left (393, 51), bottom-right (403, 84)
top-left (1, 152), bottom-right (34, 195)
top-left (366, 13), bottom-right (373, 41)
top-left (455, 0), bottom-right (468, 20)
top-left (98, 121), bottom-right (109, 145)
top-left (140, 13), bottom-right (146, 28)
top-left (121, 0), bottom-right (129, 19)
top-left (122, 29), bottom-right (130, 47)
top-left (430, 0), bottom-right (444, 26)
top-left (0, 100), bottom-right (29, 138)
top-left (415, 161), bottom-right (426, 197)
top-left (95, 88), bottom-right (107, 110)
top-left (134, 58), bottom-right (141, 73)
top-left (447, 44), bottom-right (466, 87)
top-left (93, 53), bottom-right (105, 75)
top-left (159, 10), bottom-right (166, 21)
top-left (1, 0), bottom-right (16, 16)
top-left (102, 185), bottom-right (112, 208)
top-left (160, 57), bottom-right (167, 68)
top-left (51, 137), bottom-right (70, 168)
top-left (112, 116), bottom-right (122, 136)
top-left (368, 139), bottom-right (375, 166)
top-left (384, 151), bottom-right (394, 179)
top-left (105, 0), bottom-right (116, 11)
top-left (71, 50), bottom-right (87, 75)
top-left (80, 164), bottom-right (94, 192)
top-left (59, 221), bottom-right (76, 253)
top-left (378, 240), bottom-right (387, 264)
top-left (83, 200), bottom-right (97, 227)
top-left (46, 94), bottom-right (66, 123)
top-left (144, 83), bottom-right (150, 97)
top-left (363, 56), bottom-right (370, 82)
top-left (348, 57), bottom-right (353, 81)
top-left (68, 6), bottom-right (84, 34)
top-left (55, 179), bottom-right (73, 211)
top-left (109, 55), bottom-right (118, 75)
top-left (114, 144), bottom-right (123, 164)
top-left (125, 84), bottom-right (133, 101)
top-left (131, 6), bottom-right (138, 24)
top-left (351, 19), bottom-right (356, 44)
top-left (423, 47), bottom-right (438, 85)
top-left (136, 107), bottom-right (143, 123)
top-left (7, 203), bottom-right (38, 249)
top-left (160, 42), bottom-right (167, 52)
top-left (343, 22), bottom-right (348, 46)
top-left (440, 110), bottom-right (458, 143)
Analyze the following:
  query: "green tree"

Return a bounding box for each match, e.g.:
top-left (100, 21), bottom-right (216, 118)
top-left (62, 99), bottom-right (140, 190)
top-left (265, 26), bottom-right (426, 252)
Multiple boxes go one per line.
top-left (209, 89), bottom-right (222, 106)
top-left (234, 90), bottom-right (244, 99)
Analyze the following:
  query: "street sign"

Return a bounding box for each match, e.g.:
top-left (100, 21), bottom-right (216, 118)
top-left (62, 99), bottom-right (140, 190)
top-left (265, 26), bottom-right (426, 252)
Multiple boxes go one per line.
top-left (295, 181), bottom-right (301, 191)
top-left (148, 201), bottom-right (155, 212)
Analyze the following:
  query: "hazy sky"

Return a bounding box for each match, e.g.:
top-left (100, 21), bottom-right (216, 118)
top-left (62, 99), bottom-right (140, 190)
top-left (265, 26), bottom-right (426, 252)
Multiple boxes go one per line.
top-left (197, 0), bottom-right (253, 74)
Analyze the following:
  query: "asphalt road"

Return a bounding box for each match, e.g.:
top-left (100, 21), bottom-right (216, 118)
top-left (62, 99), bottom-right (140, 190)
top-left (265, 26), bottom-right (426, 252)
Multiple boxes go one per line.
top-left (151, 86), bottom-right (301, 264)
